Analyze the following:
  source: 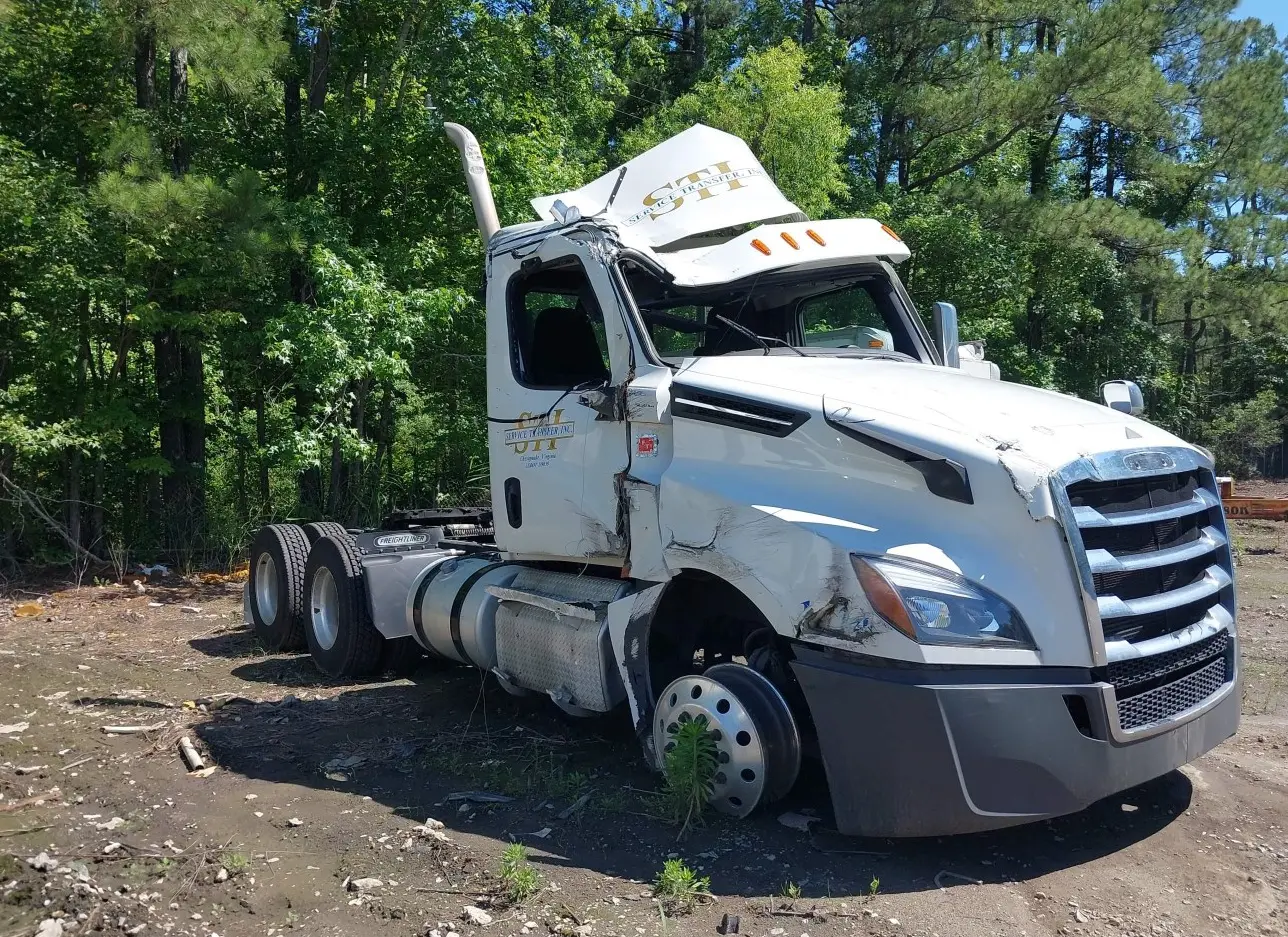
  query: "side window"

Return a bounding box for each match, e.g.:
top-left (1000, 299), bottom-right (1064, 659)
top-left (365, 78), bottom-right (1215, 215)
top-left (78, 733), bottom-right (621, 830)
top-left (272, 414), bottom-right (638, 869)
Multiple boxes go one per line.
top-left (800, 285), bottom-right (894, 351)
top-left (509, 261), bottom-right (611, 389)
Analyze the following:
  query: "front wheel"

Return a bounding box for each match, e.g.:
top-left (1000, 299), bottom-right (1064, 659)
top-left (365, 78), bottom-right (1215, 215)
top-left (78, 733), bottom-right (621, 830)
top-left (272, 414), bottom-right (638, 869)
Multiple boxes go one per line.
top-left (303, 535), bottom-right (384, 677)
top-left (653, 662), bottom-right (802, 818)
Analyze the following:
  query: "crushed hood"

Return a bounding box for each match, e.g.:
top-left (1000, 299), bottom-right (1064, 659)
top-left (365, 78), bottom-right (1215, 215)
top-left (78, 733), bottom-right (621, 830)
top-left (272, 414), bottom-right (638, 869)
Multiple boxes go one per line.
top-left (531, 125), bottom-right (802, 250)
top-left (675, 355), bottom-right (1191, 474)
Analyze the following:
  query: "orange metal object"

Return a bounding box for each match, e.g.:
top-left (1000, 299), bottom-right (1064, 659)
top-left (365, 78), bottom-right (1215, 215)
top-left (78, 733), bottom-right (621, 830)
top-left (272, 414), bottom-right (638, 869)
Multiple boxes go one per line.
top-left (1223, 497), bottom-right (1288, 521)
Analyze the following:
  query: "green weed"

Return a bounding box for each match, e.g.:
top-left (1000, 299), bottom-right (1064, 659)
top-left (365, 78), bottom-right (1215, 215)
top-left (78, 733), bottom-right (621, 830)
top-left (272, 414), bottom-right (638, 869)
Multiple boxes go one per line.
top-left (661, 716), bottom-right (717, 838)
top-left (222, 851), bottom-right (250, 876)
top-left (498, 842), bottom-right (541, 904)
top-left (652, 858), bottom-right (710, 915)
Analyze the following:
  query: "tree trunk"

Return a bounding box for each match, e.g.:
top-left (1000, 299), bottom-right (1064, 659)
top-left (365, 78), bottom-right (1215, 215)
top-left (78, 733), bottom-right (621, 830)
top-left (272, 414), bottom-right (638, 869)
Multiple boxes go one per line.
top-left (1104, 125), bottom-right (1116, 198)
top-left (169, 47), bottom-right (189, 176)
top-left (802, 0), bottom-right (815, 44)
top-left (154, 328), bottom-right (186, 526)
top-left (134, 21), bottom-right (155, 109)
top-left (255, 386), bottom-right (271, 512)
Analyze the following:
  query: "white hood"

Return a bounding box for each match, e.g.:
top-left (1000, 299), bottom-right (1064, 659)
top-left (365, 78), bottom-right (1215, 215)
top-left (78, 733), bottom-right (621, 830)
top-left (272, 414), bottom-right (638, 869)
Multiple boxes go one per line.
top-left (531, 125), bottom-right (801, 250)
top-left (675, 355), bottom-right (1189, 473)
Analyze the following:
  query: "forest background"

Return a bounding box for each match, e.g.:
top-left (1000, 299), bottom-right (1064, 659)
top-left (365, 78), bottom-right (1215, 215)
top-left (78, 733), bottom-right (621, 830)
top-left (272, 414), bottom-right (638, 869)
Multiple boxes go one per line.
top-left (1, 0), bottom-right (1285, 569)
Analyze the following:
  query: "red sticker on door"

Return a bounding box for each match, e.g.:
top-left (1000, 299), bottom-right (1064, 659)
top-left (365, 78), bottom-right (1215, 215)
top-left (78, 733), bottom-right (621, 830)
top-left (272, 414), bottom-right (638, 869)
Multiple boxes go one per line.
top-left (636, 433), bottom-right (659, 457)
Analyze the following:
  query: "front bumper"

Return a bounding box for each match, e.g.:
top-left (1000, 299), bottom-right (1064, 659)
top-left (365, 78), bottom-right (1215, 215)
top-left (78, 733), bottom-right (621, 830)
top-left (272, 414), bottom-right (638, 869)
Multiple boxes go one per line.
top-left (790, 643), bottom-right (1240, 838)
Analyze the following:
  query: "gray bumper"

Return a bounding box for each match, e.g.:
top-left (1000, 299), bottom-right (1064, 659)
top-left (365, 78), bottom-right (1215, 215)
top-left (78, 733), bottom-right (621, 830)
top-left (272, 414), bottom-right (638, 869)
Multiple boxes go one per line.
top-left (790, 645), bottom-right (1240, 838)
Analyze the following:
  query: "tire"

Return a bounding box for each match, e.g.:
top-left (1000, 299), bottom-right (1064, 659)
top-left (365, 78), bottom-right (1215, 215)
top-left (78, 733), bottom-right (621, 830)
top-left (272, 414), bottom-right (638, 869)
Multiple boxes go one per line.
top-left (248, 524), bottom-right (310, 652)
top-left (302, 521), bottom-right (352, 546)
top-left (303, 534), bottom-right (384, 677)
top-left (380, 636), bottom-right (427, 676)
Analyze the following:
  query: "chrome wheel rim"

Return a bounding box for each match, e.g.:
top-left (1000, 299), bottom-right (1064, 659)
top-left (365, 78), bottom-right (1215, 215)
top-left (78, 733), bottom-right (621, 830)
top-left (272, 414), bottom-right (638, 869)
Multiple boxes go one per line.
top-left (254, 553), bottom-right (279, 623)
top-left (653, 672), bottom-right (767, 818)
top-left (310, 566), bottom-right (339, 651)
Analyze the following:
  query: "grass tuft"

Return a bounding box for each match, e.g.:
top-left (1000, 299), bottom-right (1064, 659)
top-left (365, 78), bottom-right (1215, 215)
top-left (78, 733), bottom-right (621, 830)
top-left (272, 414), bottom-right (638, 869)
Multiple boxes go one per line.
top-left (498, 842), bottom-right (541, 904)
top-left (652, 858), bottom-right (710, 915)
top-left (661, 715), bottom-right (717, 838)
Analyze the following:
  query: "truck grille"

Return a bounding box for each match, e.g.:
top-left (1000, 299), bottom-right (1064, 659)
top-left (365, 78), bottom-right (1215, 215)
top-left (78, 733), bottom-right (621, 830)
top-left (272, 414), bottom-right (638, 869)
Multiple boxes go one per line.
top-left (1066, 469), bottom-right (1232, 643)
top-left (1115, 655), bottom-right (1228, 732)
top-left (1063, 462), bottom-right (1236, 733)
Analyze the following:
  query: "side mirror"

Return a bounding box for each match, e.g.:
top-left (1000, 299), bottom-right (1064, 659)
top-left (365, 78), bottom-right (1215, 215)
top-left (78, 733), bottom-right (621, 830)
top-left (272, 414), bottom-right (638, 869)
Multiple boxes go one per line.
top-left (1101, 380), bottom-right (1144, 416)
top-left (932, 301), bottom-right (959, 369)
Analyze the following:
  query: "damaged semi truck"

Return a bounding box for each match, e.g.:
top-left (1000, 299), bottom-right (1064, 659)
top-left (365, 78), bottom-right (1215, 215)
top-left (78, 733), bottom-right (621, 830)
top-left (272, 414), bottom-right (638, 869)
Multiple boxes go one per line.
top-left (245, 124), bottom-right (1239, 837)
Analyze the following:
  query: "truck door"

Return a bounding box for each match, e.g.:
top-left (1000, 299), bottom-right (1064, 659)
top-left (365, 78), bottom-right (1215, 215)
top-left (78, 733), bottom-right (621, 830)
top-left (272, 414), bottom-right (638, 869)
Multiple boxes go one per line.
top-left (486, 236), bottom-right (631, 562)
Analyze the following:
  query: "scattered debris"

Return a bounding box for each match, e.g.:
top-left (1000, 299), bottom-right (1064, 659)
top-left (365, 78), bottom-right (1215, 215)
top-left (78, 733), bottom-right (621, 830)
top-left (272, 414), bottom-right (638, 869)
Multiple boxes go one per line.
top-left (0, 788), bottom-right (61, 812)
top-left (139, 563), bottom-right (170, 577)
top-left (0, 721), bottom-right (31, 734)
top-left (102, 723), bottom-right (167, 735)
top-left (13, 601), bottom-right (44, 618)
top-left (718, 913), bottom-right (740, 935)
top-left (215, 867), bottom-right (229, 883)
top-left (102, 841), bottom-right (122, 854)
top-left (35, 919), bottom-right (64, 937)
top-left (27, 851), bottom-right (59, 872)
top-left (777, 811), bottom-right (820, 833)
top-left (15, 764), bottom-right (48, 775)
top-left (191, 766), bottom-right (217, 778)
top-left (935, 870), bottom-right (983, 889)
top-left (95, 817), bottom-right (126, 831)
top-left (178, 736), bottom-right (205, 771)
top-left (347, 877), bottom-right (384, 892)
top-left (179, 606), bottom-right (202, 614)
top-left (528, 827), bottom-right (553, 839)
top-left (323, 754), bottom-right (366, 774)
top-left (287, 817), bottom-right (303, 827)
top-left (558, 792), bottom-right (592, 820)
top-left (442, 791), bottom-right (514, 805)
top-left (463, 905), bottom-right (494, 926)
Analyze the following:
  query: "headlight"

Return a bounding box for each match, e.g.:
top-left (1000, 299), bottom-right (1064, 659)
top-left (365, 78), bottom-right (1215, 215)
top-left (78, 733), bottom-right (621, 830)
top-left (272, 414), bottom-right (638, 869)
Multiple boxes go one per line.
top-left (851, 555), bottom-right (1034, 648)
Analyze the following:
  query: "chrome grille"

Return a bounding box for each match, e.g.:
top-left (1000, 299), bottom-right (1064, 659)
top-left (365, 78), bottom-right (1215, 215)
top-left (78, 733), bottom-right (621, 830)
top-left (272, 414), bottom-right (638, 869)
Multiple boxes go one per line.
top-left (1106, 629), bottom-right (1230, 692)
top-left (1066, 468), bottom-right (1232, 643)
top-left (1116, 655), bottom-right (1228, 732)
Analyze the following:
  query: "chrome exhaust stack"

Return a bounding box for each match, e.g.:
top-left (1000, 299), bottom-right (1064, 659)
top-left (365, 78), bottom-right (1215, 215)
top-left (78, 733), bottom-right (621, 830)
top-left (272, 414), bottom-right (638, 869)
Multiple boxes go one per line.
top-left (444, 123), bottom-right (500, 244)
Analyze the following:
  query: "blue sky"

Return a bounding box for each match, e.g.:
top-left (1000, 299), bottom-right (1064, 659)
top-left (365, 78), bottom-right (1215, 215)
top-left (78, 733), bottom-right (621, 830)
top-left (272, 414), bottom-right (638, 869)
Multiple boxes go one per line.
top-left (1235, 0), bottom-right (1287, 37)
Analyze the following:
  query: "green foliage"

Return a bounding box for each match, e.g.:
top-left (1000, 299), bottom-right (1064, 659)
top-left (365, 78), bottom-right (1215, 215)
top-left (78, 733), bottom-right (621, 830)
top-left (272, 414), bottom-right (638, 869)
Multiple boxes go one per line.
top-left (0, 0), bottom-right (1285, 570)
top-left (498, 842), bottom-right (541, 904)
top-left (652, 858), bottom-right (711, 915)
top-left (621, 42), bottom-right (849, 218)
top-left (1202, 391), bottom-right (1285, 478)
top-left (661, 715), bottom-right (718, 839)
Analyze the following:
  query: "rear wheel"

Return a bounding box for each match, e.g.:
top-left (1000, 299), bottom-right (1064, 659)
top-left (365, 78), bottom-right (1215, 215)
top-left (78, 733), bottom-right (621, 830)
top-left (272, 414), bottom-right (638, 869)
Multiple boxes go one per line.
top-left (248, 524), bottom-right (310, 652)
top-left (303, 534), bottom-right (384, 677)
top-left (653, 662), bottom-right (801, 818)
top-left (302, 521), bottom-right (352, 546)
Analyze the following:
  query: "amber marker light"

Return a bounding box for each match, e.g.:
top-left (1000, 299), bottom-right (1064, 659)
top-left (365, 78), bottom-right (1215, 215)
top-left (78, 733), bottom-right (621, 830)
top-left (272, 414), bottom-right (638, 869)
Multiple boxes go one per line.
top-left (780, 232), bottom-right (800, 250)
top-left (805, 229), bottom-right (826, 246)
top-left (851, 555), bottom-right (918, 641)
top-left (750, 238), bottom-right (772, 255)
top-left (880, 223), bottom-right (902, 241)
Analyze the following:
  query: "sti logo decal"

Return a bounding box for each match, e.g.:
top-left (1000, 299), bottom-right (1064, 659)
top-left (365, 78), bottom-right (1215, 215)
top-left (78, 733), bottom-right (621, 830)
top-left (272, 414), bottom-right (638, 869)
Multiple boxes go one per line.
top-left (622, 162), bottom-right (764, 226)
top-left (504, 410), bottom-right (575, 454)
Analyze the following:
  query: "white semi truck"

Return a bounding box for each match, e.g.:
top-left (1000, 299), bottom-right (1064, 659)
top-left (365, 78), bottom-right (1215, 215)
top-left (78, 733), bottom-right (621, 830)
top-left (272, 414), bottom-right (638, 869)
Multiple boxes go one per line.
top-left (246, 124), bottom-right (1239, 837)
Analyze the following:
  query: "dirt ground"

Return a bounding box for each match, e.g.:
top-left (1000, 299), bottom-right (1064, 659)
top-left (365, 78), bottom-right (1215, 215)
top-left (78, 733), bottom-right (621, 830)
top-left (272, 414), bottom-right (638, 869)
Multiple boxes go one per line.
top-left (1, 506), bottom-right (1286, 937)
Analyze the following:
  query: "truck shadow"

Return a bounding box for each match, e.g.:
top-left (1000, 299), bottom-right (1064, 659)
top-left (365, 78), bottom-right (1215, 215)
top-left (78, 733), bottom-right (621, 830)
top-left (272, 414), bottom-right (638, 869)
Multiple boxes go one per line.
top-left (190, 649), bottom-right (1194, 900)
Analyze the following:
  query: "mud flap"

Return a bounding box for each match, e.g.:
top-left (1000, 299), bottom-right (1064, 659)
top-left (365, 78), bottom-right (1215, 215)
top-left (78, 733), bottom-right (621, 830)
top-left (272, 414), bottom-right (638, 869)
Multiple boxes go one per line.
top-left (607, 582), bottom-right (668, 770)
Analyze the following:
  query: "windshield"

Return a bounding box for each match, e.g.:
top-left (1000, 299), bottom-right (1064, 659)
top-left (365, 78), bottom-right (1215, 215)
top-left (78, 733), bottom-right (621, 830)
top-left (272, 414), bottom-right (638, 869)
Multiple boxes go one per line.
top-left (621, 262), bottom-right (926, 363)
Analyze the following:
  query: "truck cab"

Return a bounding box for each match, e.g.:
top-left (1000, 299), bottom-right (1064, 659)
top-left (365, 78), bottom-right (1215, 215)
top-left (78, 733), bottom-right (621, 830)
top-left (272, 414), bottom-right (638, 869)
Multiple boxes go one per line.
top-left (247, 123), bottom-right (1239, 837)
